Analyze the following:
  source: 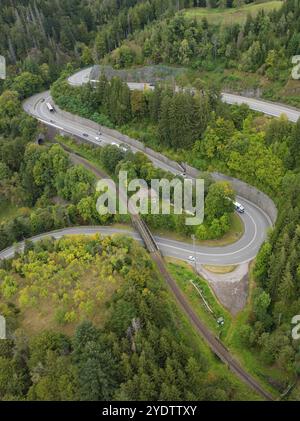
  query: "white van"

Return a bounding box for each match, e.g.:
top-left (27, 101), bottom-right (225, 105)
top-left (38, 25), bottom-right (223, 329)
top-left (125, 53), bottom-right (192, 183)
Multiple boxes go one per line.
top-left (234, 201), bottom-right (245, 214)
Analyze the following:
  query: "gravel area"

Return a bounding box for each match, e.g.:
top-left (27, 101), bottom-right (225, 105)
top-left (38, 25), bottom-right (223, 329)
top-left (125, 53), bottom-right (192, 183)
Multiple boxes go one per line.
top-left (198, 263), bottom-right (250, 315)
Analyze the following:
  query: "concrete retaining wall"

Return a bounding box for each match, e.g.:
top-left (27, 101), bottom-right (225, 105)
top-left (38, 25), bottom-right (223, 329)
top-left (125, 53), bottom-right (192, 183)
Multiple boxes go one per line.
top-left (182, 163), bottom-right (277, 225)
top-left (211, 172), bottom-right (278, 225)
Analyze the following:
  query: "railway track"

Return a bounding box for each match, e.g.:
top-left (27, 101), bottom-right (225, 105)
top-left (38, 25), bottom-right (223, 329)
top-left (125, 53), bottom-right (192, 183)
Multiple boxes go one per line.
top-left (131, 212), bottom-right (273, 400)
top-left (131, 215), bottom-right (159, 253)
top-left (46, 134), bottom-right (274, 400)
top-left (151, 251), bottom-right (273, 400)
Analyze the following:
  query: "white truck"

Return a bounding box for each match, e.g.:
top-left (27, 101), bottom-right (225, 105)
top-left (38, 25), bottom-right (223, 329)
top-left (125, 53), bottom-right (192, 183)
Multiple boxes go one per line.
top-left (46, 102), bottom-right (54, 112)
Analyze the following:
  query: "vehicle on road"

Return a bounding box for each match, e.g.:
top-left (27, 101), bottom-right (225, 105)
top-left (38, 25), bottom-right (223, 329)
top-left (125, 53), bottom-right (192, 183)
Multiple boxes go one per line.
top-left (46, 102), bottom-right (54, 112)
top-left (82, 133), bottom-right (89, 138)
top-left (178, 172), bottom-right (187, 178)
top-left (95, 136), bottom-right (101, 142)
top-left (188, 255), bottom-right (195, 262)
top-left (234, 201), bottom-right (245, 214)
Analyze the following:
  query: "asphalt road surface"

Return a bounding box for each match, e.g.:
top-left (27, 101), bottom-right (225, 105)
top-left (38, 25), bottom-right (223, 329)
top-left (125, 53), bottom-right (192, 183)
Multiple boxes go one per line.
top-left (221, 92), bottom-right (300, 123)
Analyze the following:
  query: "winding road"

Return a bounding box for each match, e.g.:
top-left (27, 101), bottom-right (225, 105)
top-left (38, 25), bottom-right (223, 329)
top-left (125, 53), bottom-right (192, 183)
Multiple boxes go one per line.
top-left (5, 67), bottom-right (295, 400)
top-left (22, 73), bottom-right (274, 266)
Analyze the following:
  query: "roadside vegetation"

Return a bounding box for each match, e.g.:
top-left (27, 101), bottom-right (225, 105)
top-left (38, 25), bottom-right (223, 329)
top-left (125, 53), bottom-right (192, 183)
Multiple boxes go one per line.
top-left (55, 135), bottom-right (239, 243)
top-left (1, 0), bottom-right (300, 402)
top-left (168, 259), bottom-right (294, 397)
top-left (0, 235), bottom-right (258, 401)
top-left (151, 212), bottom-right (243, 247)
top-left (52, 69), bottom-right (286, 198)
top-left (184, 2), bottom-right (284, 26)
top-left (1, 1), bottom-right (299, 107)
top-left (102, 1), bottom-right (299, 106)
top-left (0, 138), bottom-right (133, 251)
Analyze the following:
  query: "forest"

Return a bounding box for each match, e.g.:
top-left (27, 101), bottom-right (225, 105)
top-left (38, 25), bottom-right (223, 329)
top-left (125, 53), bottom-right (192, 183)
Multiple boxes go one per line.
top-left (0, 80), bottom-right (131, 250)
top-left (0, 0), bottom-right (300, 402)
top-left (0, 77), bottom-right (237, 247)
top-left (105, 1), bottom-right (299, 70)
top-left (51, 68), bottom-right (286, 197)
top-left (0, 235), bottom-right (254, 400)
top-left (103, 0), bottom-right (300, 105)
top-left (0, 0), bottom-right (196, 81)
top-left (49, 22), bottom-right (300, 395)
top-left (71, 137), bottom-right (237, 240)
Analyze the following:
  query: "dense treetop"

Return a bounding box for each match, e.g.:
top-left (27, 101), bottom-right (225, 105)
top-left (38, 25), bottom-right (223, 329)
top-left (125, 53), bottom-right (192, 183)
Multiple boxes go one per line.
top-left (0, 235), bottom-right (254, 400)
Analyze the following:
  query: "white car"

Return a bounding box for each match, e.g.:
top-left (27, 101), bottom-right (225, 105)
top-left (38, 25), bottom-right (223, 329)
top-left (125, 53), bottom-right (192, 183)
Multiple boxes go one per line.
top-left (234, 201), bottom-right (245, 214)
top-left (95, 136), bottom-right (102, 142)
top-left (111, 142), bottom-right (129, 152)
top-left (188, 255), bottom-right (195, 262)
